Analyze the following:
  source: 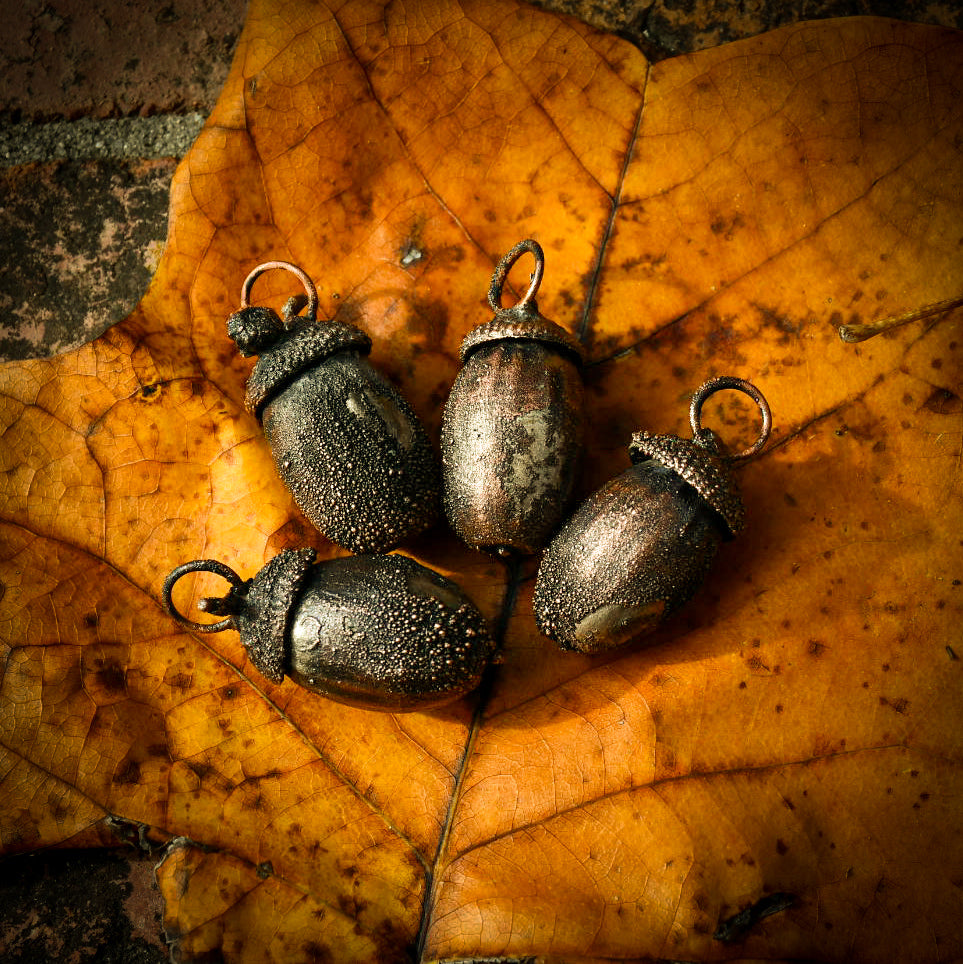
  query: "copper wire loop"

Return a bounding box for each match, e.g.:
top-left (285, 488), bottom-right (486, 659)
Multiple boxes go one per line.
top-left (162, 559), bottom-right (247, 634)
top-left (240, 260), bottom-right (319, 320)
top-left (488, 239), bottom-right (544, 312)
top-left (689, 375), bottom-right (772, 461)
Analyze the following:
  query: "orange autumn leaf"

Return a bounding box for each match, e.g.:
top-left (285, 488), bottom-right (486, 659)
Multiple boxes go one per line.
top-left (2, 2), bottom-right (962, 962)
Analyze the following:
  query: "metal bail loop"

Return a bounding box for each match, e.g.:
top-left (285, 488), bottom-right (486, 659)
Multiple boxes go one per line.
top-left (488, 239), bottom-right (544, 313)
top-left (240, 260), bottom-right (320, 322)
top-left (689, 375), bottom-right (772, 462)
top-left (162, 559), bottom-right (249, 634)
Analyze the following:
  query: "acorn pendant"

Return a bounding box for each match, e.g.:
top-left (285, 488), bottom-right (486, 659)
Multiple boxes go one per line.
top-left (162, 550), bottom-right (495, 711)
top-left (441, 240), bottom-right (584, 556)
top-left (227, 261), bottom-right (441, 554)
top-left (534, 376), bottom-right (772, 653)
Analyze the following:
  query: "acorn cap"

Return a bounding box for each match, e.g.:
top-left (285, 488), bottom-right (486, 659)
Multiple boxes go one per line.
top-left (234, 547), bottom-right (317, 683)
top-left (459, 310), bottom-right (584, 366)
top-left (628, 431), bottom-right (745, 538)
top-left (241, 318), bottom-right (372, 418)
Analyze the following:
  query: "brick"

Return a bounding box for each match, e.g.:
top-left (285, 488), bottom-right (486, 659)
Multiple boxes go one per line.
top-left (0, 0), bottom-right (246, 121)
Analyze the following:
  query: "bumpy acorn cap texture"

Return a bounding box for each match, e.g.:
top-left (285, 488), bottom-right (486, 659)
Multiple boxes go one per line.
top-left (234, 547), bottom-right (317, 683)
top-left (628, 432), bottom-right (745, 538)
top-left (459, 311), bottom-right (585, 366)
top-left (243, 318), bottom-right (372, 418)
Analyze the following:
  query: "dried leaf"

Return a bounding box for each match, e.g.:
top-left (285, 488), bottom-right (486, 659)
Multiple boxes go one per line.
top-left (1, 2), bottom-right (961, 962)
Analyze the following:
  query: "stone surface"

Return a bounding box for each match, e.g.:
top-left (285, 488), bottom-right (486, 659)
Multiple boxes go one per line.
top-left (0, 849), bottom-right (166, 963)
top-left (536, 0), bottom-right (963, 59)
top-left (0, 159), bottom-right (177, 359)
top-left (0, 0), bottom-right (246, 362)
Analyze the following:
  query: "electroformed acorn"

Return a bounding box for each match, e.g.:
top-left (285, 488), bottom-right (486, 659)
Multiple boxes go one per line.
top-left (226, 261), bottom-right (440, 555)
top-left (162, 549), bottom-right (495, 711)
top-left (534, 376), bottom-right (772, 653)
top-left (441, 239), bottom-right (584, 556)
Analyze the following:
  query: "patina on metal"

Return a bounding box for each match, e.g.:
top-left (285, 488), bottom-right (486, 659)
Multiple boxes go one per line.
top-left (441, 239), bottom-right (585, 557)
top-left (226, 260), bottom-right (441, 555)
top-left (534, 376), bottom-right (772, 653)
top-left (162, 549), bottom-right (496, 711)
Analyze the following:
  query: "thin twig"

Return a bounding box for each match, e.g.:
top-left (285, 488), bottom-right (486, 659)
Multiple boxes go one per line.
top-left (838, 293), bottom-right (963, 343)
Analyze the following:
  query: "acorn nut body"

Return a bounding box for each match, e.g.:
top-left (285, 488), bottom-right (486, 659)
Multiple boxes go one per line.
top-left (227, 261), bottom-right (440, 554)
top-left (162, 550), bottom-right (496, 711)
top-left (534, 376), bottom-right (772, 653)
top-left (441, 240), bottom-right (584, 556)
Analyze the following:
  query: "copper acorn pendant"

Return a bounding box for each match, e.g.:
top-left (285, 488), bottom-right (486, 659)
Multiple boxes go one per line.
top-left (226, 261), bottom-right (441, 555)
top-left (440, 239), bottom-right (585, 557)
top-left (162, 550), bottom-right (495, 711)
top-left (534, 376), bottom-right (772, 653)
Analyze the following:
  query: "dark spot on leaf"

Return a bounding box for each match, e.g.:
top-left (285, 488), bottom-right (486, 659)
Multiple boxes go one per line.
top-left (338, 894), bottom-right (369, 918)
top-left (84, 612), bottom-right (99, 627)
top-left (113, 759), bottom-right (140, 785)
top-left (256, 860), bottom-right (273, 879)
top-left (808, 640), bottom-right (825, 657)
top-left (776, 839), bottom-right (789, 855)
top-left (222, 686), bottom-right (238, 700)
top-left (372, 918), bottom-right (418, 964)
top-left (755, 303), bottom-right (803, 336)
top-left (95, 658), bottom-right (126, 692)
top-left (923, 387), bottom-right (962, 415)
top-left (880, 696), bottom-right (909, 713)
top-left (709, 213), bottom-right (744, 239)
top-left (301, 941), bottom-right (333, 963)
